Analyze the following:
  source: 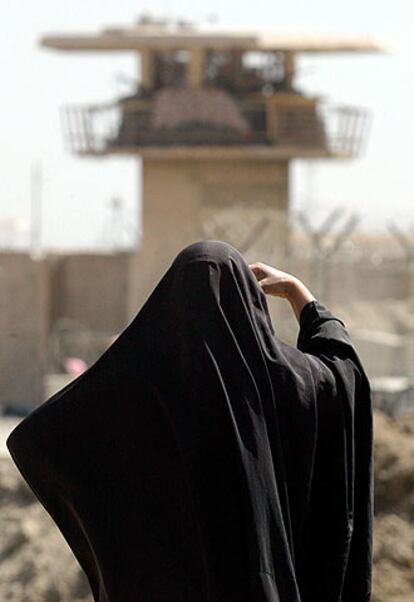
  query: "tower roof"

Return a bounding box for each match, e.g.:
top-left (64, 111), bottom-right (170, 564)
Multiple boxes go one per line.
top-left (40, 23), bottom-right (389, 54)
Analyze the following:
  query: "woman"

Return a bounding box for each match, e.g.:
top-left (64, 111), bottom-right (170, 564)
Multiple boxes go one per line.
top-left (7, 240), bottom-right (373, 602)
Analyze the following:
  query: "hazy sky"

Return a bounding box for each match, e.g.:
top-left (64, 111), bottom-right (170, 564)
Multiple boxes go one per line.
top-left (1, 1), bottom-right (412, 250)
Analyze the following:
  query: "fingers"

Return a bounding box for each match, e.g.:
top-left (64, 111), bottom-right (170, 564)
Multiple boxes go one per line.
top-left (249, 262), bottom-right (293, 298)
top-left (249, 262), bottom-right (268, 281)
top-left (249, 263), bottom-right (275, 295)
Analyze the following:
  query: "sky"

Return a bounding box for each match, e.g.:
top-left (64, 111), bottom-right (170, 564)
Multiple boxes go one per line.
top-left (1, 1), bottom-right (412, 251)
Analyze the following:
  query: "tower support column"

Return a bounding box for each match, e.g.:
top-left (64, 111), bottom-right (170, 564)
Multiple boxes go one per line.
top-left (127, 157), bottom-right (290, 316)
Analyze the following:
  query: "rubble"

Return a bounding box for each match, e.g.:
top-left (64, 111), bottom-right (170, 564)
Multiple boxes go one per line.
top-left (0, 409), bottom-right (413, 600)
top-left (372, 411), bottom-right (414, 601)
top-left (0, 457), bottom-right (92, 601)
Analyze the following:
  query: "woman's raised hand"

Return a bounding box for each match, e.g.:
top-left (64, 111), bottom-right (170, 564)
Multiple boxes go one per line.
top-left (249, 262), bottom-right (295, 298)
top-left (249, 261), bottom-right (317, 323)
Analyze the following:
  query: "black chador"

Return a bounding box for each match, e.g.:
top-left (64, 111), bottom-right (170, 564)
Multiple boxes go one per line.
top-left (7, 240), bottom-right (373, 602)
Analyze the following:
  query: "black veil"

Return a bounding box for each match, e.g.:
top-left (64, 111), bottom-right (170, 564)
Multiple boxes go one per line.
top-left (6, 240), bottom-right (373, 602)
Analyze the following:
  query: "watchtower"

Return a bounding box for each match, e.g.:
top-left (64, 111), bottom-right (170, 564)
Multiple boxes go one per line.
top-left (41, 18), bottom-right (385, 314)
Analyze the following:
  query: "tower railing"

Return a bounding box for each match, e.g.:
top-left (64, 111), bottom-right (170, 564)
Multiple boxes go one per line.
top-left (318, 103), bottom-right (371, 157)
top-left (60, 97), bottom-right (370, 158)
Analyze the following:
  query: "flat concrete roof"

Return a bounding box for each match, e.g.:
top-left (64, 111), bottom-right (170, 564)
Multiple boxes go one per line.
top-left (40, 24), bottom-right (389, 54)
top-left (73, 144), bottom-right (355, 161)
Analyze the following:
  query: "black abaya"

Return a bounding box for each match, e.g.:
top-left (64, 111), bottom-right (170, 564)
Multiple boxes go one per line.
top-left (6, 240), bottom-right (373, 602)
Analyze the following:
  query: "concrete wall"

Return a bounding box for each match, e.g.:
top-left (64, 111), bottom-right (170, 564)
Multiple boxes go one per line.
top-left (2, 242), bottom-right (414, 412)
top-left (48, 252), bottom-right (131, 333)
top-left (0, 253), bottom-right (48, 412)
top-left (0, 251), bottom-right (131, 412)
top-left (351, 330), bottom-right (408, 378)
top-left (284, 257), bottom-right (414, 307)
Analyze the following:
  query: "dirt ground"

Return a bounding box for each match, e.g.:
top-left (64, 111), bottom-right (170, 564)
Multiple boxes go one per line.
top-left (0, 409), bottom-right (413, 601)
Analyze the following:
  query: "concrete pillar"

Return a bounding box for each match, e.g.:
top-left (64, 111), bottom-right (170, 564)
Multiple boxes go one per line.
top-left (187, 47), bottom-right (205, 88)
top-left (140, 49), bottom-right (154, 88)
top-left (127, 157), bottom-right (290, 317)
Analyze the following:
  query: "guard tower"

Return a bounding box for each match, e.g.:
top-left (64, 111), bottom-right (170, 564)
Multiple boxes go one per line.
top-left (41, 17), bottom-right (385, 315)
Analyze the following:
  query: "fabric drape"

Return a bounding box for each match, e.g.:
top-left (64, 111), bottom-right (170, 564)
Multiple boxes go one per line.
top-left (7, 240), bottom-right (373, 602)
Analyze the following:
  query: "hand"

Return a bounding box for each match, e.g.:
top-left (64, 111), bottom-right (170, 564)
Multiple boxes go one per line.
top-left (249, 261), bottom-right (316, 323)
top-left (248, 262), bottom-right (295, 298)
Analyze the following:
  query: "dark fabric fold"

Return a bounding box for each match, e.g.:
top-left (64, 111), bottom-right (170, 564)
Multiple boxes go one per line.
top-left (7, 240), bottom-right (373, 601)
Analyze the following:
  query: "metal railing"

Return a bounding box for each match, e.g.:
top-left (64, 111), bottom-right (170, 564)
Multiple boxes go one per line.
top-left (60, 102), bottom-right (121, 155)
top-left (60, 97), bottom-right (370, 158)
top-left (318, 103), bottom-right (370, 157)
